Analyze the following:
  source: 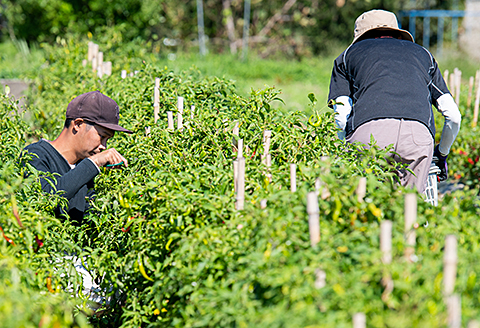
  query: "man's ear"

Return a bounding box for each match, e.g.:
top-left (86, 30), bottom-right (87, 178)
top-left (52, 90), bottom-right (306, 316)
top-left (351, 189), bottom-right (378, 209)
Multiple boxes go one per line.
top-left (72, 118), bottom-right (84, 134)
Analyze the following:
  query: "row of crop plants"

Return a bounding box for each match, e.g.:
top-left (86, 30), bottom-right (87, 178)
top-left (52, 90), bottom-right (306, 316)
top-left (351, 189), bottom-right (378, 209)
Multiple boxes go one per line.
top-left (1, 35), bottom-right (480, 328)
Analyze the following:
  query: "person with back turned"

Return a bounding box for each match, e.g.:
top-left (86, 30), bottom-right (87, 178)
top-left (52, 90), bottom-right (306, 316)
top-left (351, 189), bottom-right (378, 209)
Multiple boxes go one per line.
top-left (328, 9), bottom-right (461, 193)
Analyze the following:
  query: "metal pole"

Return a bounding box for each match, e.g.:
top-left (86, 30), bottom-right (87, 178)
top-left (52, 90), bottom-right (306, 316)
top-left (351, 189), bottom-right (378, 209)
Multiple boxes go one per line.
top-left (423, 16), bottom-right (430, 49)
top-left (242, 0), bottom-right (251, 60)
top-left (437, 16), bottom-right (444, 57)
top-left (196, 0), bottom-right (207, 56)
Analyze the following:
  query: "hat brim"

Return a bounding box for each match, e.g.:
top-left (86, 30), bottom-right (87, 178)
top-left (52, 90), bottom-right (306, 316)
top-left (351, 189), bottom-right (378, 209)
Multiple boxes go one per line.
top-left (352, 27), bottom-right (414, 45)
top-left (95, 122), bottom-right (133, 134)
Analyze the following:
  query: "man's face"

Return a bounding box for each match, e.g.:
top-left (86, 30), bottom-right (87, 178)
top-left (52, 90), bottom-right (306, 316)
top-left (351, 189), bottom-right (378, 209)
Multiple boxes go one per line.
top-left (74, 119), bottom-right (115, 159)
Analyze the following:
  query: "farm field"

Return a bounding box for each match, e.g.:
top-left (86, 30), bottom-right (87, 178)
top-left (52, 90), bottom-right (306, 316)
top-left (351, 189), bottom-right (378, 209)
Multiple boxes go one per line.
top-left (1, 35), bottom-right (480, 328)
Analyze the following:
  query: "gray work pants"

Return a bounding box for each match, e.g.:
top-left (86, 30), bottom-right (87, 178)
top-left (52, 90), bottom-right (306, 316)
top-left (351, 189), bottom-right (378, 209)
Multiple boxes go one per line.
top-left (346, 118), bottom-right (434, 193)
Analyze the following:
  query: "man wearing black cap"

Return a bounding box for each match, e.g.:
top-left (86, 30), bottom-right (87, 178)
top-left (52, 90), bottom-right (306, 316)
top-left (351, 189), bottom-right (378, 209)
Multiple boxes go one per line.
top-left (328, 9), bottom-right (461, 193)
top-left (22, 91), bottom-right (133, 223)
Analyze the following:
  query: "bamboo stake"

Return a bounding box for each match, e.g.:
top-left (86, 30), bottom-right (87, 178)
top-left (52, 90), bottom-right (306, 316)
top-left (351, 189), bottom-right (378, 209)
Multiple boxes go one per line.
top-left (237, 138), bottom-right (244, 159)
top-left (154, 78), bottom-right (160, 124)
top-left (475, 70), bottom-right (480, 94)
top-left (233, 160), bottom-right (238, 192)
top-left (404, 193), bottom-right (416, 261)
top-left (92, 50), bottom-right (98, 73)
top-left (290, 163), bottom-right (296, 192)
top-left (443, 235), bottom-right (457, 296)
top-left (447, 294), bottom-right (461, 328)
top-left (103, 61), bottom-right (112, 76)
top-left (266, 154), bottom-right (272, 182)
top-left (97, 52), bottom-right (104, 78)
top-left (455, 69), bottom-right (462, 107)
top-left (167, 111), bottom-right (174, 130)
top-left (467, 76), bottom-right (474, 110)
top-left (82, 59), bottom-right (87, 67)
top-left (356, 177), bottom-right (367, 202)
top-left (353, 313), bottom-right (366, 328)
top-left (260, 199), bottom-right (267, 209)
top-left (444, 69), bottom-right (449, 89)
top-left (307, 191), bottom-right (320, 246)
top-left (121, 70), bottom-right (127, 79)
top-left (88, 41), bottom-right (94, 61)
top-left (236, 157), bottom-right (245, 210)
top-left (473, 80), bottom-right (480, 128)
top-left (314, 269), bottom-right (326, 289)
top-left (177, 97), bottom-right (184, 130)
top-left (450, 70), bottom-right (456, 98)
top-left (261, 130), bottom-right (272, 165)
top-left (190, 105), bottom-right (195, 120)
top-left (381, 220), bottom-right (392, 264)
top-left (468, 320), bottom-right (480, 328)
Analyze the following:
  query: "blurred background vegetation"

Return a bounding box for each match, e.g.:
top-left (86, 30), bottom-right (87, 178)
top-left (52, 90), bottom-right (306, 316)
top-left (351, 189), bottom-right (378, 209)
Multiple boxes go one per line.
top-left (0, 0), bottom-right (475, 112)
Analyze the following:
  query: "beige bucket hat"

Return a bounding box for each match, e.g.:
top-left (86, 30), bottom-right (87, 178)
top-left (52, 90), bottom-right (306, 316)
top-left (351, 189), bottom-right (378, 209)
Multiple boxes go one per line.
top-left (352, 9), bottom-right (414, 45)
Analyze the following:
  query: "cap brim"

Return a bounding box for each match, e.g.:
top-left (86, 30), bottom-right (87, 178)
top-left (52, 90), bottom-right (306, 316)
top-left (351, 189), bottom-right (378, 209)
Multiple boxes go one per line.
top-left (95, 122), bottom-right (133, 134)
top-left (352, 27), bottom-right (415, 45)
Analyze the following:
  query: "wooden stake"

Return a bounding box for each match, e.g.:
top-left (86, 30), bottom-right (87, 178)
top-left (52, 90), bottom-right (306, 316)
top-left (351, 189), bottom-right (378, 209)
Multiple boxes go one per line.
top-left (450, 69), bottom-right (456, 98)
top-left (154, 78), bottom-right (160, 124)
top-left (473, 80), bottom-right (480, 128)
top-left (314, 269), bottom-right (326, 289)
top-left (102, 61), bottom-right (112, 76)
top-left (455, 69), bottom-right (462, 107)
top-left (233, 160), bottom-right (238, 192)
top-left (167, 111), bottom-right (174, 130)
top-left (468, 320), bottom-right (480, 328)
top-left (82, 59), bottom-right (87, 67)
top-left (87, 41), bottom-right (94, 61)
top-left (443, 235), bottom-right (457, 296)
top-left (307, 191), bottom-right (320, 246)
top-left (404, 193), bottom-right (416, 261)
top-left (444, 69), bottom-right (449, 89)
top-left (190, 105), bottom-right (195, 120)
top-left (121, 70), bottom-right (127, 79)
top-left (447, 294), bottom-right (461, 328)
top-left (356, 177), bottom-right (367, 203)
top-left (266, 154), bottom-right (272, 182)
top-left (236, 157), bottom-right (245, 210)
top-left (261, 130), bottom-right (272, 165)
top-left (260, 199), bottom-right (267, 209)
top-left (290, 163), bottom-right (296, 192)
top-left (177, 97), bottom-right (184, 130)
top-left (237, 139), bottom-right (244, 159)
top-left (97, 52), bottom-right (104, 78)
top-left (467, 76), bottom-right (474, 110)
top-left (353, 313), bottom-right (366, 328)
top-left (381, 220), bottom-right (392, 264)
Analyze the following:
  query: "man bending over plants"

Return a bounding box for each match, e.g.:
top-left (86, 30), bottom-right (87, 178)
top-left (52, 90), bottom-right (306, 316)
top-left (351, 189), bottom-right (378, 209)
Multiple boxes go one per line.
top-left (22, 90), bottom-right (132, 223)
top-left (328, 9), bottom-right (461, 193)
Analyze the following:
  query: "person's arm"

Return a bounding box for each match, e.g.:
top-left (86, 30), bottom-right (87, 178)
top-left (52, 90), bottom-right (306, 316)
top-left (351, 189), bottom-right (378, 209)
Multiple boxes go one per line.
top-left (27, 153), bottom-right (99, 200)
top-left (328, 51), bottom-right (353, 140)
top-left (436, 93), bottom-right (461, 156)
top-left (332, 96), bottom-right (353, 140)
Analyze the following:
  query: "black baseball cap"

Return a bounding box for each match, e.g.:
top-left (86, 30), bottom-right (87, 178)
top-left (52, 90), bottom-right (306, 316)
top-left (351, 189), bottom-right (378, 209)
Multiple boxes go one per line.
top-left (66, 91), bottom-right (133, 133)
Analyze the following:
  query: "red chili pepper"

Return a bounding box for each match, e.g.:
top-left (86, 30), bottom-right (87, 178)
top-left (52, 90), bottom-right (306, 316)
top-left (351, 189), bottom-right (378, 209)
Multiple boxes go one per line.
top-left (122, 227), bottom-right (131, 233)
top-left (34, 235), bottom-right (44, 252)
top-left (0, 226), bottom-right (15, 246)
top-left (468, 157), bottom-right (475, 165)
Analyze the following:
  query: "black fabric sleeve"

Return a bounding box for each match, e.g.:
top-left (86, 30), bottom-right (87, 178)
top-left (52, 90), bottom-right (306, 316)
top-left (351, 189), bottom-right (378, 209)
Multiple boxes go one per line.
top-left (27, 151), bottom-right (98, 200)
top-left (328, 51), bottom-right (351, 106)
top-left (429, 58), bottom-right (450, 108)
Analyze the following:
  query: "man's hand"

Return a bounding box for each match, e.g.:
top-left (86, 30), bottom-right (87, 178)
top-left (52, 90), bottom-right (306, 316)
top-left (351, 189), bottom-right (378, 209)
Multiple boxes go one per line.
top-left (89, 148), bottom-right (128, 168)
top-left (433, 145), bottom-right (448, 181)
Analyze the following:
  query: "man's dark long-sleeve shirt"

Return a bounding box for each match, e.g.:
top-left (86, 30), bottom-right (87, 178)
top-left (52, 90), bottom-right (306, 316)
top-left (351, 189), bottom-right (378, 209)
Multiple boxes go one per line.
top-left (23, 139), bottom-right (99, 222)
